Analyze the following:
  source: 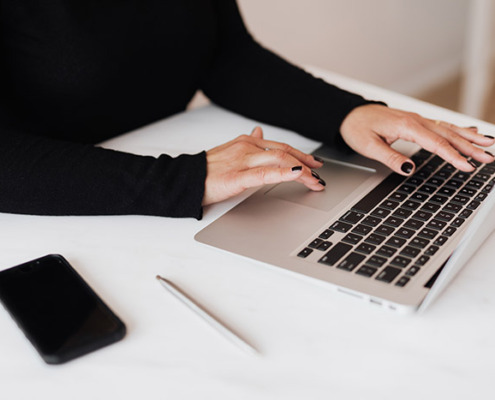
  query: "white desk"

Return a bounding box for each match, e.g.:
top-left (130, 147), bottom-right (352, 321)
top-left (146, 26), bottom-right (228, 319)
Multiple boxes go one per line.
top-left (1, 70), bottom-right (494, 400)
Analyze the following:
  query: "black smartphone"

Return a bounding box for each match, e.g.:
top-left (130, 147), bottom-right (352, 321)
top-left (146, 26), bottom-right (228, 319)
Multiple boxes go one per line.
top-left (0, 254), bottom-right (126, 364)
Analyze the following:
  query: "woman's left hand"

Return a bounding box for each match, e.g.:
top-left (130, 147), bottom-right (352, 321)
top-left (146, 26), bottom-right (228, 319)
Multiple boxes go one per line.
top-left (339, 104), bottom-right (495, 175)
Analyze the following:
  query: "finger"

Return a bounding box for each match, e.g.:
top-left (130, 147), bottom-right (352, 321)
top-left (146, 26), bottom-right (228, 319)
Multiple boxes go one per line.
top-left (393, 119), bottom-right (476, 171)
top-left (251, 138), bottom-right (323, 168)
top-left (359, 136), bottom-right (415, 176)
top-left (237, 165), bottom-right (324, 192)
top-left (244, 148), bottom-right (326, 188)
top-left (431, 120), bottom-right (494, 146)
top-left (250, 126), bottom-right (264, 139)
top-left (424, 120), bottom-right (495, 164)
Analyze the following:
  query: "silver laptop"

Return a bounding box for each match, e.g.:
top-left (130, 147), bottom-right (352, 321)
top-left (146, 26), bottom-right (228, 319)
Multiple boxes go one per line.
top-left (195, 140), bottom-right (495, 313)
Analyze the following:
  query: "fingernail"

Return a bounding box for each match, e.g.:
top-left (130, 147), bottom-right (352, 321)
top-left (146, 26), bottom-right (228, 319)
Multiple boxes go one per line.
top-left (313, 156), bottom-right (324, 163)
top-left (484, 135), bottom-right (495, 139)
top-left (251, 126), bottom-right (260, 134)
top-left (401, 162), bottom-right (414, 174)
top-left (485, 150), bottom-right (494, 157)
top-left (311, 170), bottom-right (321, 180)
top-left (291, 165), bottom-right (303, 172)
top-left (467, 159), bottom-right (478, 169)
top-left (466, 126), bottom-right (478, 130)
top-left (318, 179), bottom-right (326, 187)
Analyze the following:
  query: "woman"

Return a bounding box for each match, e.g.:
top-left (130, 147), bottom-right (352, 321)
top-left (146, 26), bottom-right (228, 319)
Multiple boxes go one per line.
top-left (0, 0), bottom-right (492, 218)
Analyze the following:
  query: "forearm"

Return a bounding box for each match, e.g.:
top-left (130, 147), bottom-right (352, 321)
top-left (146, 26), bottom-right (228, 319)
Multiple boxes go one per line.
top-left (0, 128), bottom-right (206, 218)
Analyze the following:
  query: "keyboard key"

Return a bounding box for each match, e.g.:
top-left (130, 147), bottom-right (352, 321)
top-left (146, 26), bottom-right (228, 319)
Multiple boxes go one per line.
top-left (400, 246), bottom-right (421, 258)
top-left (415, 255), bottom-right (430, 266)
top-left (356, 265), bottom-right (378, 278)
top-left (443, 226), bottom-right (456, 236)
top-left (380, 199), bottom-right (400, 210)
top-left (376, 266), bottom-right (402, 283)
top-left (451, 195), bottom-right (469, 205)
top-left (342, 233), bottom-right (363, 245)
top-left (383, 216), bottom-right (404, 228)
top-left (433, 236), bottom-right (448, 246)
top-left (426, 177), bottom-right (444, 186)
top-left (411, 192), bottom-right (429, 202)
top-left (451, 217), bottom-right (466, 228)
top-left (406, 177), bottom-right (424, 186)
top-left (355, 243), bottom-right (376, 254)
top-left (362, 216), bottom-right (382, 226)
top-left (466, 200), bottom-right (481, 210)
top-left (352, 173), bottom-right (406, 213)
top-left (459, 209), bottom-right (473, 219)
top-left (421, 202), bottom-right (441, 213)
top-left (406, 265), bottom-right (421, 276)
top-left (403, 200), bottom-right (421, 210)
top-left (453, 171), bottom-right (471, 181)
top-left (445, 179), bottom-right (463, 189)
top-left (340, 210), bottom-right (365, 224)
top-left (475, 192), bottom-right (488, 201)
top-left (444, 202), bottom-right (462, 213)
top-left (412, 210), bottom-right (433, 221)
top-left (395, 276), bottom-right (410, 287)
top-left (395, 227), bottom-right (415, 239)
top-left (297, 248), bottom-right (313, 258)
top-left (385, 236), bottom-right (407, 248)
top-left (397, 184), bottom-right (416, 194)
top-left (426, 219), bottom-right (447, 230)
top-left (418, 228), bottom-right (438, 240)
top-left (389, 192), bottom-right (408, 202)
top-left (438, 187), bottom-right (457, 197)
top-left (466, 179), bottom-right (484, 190)
top-left (424, 245), bottom-right (439, 256)
top-left (365, 233), bottom-right (387, 245)
top-left (417, 184), bottom-right (436, 194)
top-left (391, 256), bottom-right (411, 268)
top-left (392, 208), bottom-right (413, 218)
top-left (376, 245), bottom-right (397, 258)
top-left (318, 243), bottom-right (353, 266)
top-left (371, 208), bottom-right (391, 218)
top-left (375, 225), bottom-right (396, 236)
top-left (460, 187), bottom-right (476, 197)
top-left (367, 255), bottom-right (387, 267)
top-left (410, 236), bottom-right (430, 249)
top-left (336, 252), bottom-right (366, 272)
top-left (404, 218), bottom-right (424, 230)
top-left (319, 229), bottom-right (334, 239)
top-left (475, 172), bottom-right (491, 182)
top-left (352, 224), bottom-right (373, 236)
top-left (308, 238), bottom-right (324, 249)
top-left (430, 194), bottom-right (448, 204)
top-left (330, 221), bottom-right (352, 233)
top-left (316, 241), bottom-right (332, 251)
top-left (436, 211), bottom-right (455, 222)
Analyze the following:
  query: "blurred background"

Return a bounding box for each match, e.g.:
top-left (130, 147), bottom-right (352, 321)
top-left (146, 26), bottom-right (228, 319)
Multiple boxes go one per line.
top-left (193, 0), bottom-right (495, 123)
top-left (237, 0), bottom-right (495, 122)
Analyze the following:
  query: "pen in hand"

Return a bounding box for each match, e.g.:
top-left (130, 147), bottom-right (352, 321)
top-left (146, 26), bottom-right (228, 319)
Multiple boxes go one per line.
top-left (156, 275), bottom-right (258, 356)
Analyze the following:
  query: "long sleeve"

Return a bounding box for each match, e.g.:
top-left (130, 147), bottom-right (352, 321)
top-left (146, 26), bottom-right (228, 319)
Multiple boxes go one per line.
top-left (0, 124), bottom-right (206, 217)
top-left (201, 0), bottom-right (382, 151)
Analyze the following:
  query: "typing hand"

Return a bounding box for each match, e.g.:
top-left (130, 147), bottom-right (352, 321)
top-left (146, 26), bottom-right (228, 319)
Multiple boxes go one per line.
top-left (202, 127), bottom-right (324, 206)
top-left (339, 104), bottom-right (495, 175)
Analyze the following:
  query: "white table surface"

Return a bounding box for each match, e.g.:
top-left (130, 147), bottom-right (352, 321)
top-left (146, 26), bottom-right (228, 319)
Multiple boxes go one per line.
top-left (1, 69), bottom-right (494, 400)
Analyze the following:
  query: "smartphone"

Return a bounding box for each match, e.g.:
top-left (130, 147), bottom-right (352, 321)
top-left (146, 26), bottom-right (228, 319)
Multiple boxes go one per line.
top-left (0, 254), bottom-right (126, 364)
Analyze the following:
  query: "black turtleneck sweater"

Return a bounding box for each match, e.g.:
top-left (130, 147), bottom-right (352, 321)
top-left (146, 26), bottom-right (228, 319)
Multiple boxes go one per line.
top-left (0, 0), bottom-right (377, 218)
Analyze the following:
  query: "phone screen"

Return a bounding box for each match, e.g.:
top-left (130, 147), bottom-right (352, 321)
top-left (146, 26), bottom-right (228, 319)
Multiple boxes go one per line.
top-left (0, 254), bottom-right (126, 364)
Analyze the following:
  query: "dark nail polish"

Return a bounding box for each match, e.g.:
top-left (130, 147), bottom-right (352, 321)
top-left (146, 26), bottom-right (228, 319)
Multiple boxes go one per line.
top-left (484, 135), bottom-right (495, 139)
top-left (466, 126), bottom-right (478, 130)
top-left (468, 159), bottom-right (478, 169)
top-left (485, 150), bottom-right (494, 157)
top-left (401, 162), bottom-right (414, 174)
top-left (313, 156), bottom-right (324, 163)
top-left (311, 170), bottom-right (321, 180)
top-left (292, 166), bottom-right (303, 172)
top-left (318, 179), bottom-right (326, 187)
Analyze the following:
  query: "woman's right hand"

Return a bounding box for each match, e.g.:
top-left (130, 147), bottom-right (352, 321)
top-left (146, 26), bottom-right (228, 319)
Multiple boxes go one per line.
top-left (202, 127), bottom-right (325, 206)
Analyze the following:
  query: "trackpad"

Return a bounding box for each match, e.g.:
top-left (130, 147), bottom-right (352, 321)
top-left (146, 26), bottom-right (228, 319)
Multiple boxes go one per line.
top-left (264, 160), bottom-right (375, 211)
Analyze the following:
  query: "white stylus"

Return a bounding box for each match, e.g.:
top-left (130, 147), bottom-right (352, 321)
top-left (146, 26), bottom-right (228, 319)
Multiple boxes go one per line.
top-left (156, 275), bottom-right (258, 356)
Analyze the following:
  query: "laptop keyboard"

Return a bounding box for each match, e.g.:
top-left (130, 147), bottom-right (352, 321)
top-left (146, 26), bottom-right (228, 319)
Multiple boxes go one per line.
top-left (297, 149), bottom-right (495, 288)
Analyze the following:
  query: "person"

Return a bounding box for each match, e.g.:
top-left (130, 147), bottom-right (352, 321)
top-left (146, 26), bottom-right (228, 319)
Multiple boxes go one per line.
top-left (0, 0), bottom-right (493, 219)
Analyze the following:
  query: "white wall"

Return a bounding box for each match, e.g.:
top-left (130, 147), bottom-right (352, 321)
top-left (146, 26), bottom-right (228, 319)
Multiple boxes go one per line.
top-left (237, 0), bottom-right (470, 96)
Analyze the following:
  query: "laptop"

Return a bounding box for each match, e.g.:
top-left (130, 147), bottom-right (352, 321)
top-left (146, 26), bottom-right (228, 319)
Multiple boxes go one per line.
top-left (195, 132), bottom-right (495, 314)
